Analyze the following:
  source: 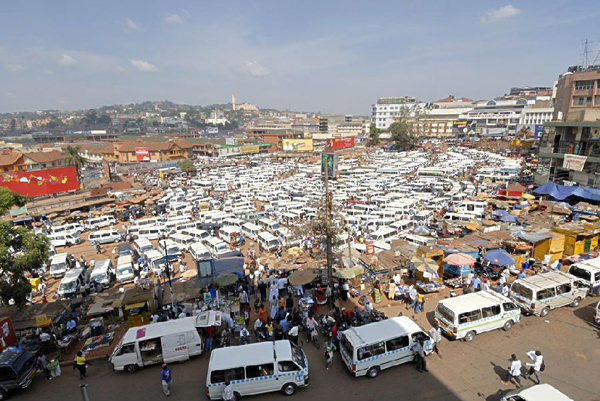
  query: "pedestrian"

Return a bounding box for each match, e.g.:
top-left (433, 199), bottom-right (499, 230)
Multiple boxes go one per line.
top-left (412, 338), bottom-right (428, 373)
top-left (222, 380), bottom-right (235, 401)
top-left (502, 354), bottom-right (522, 388)
top-left (37, 354), bottom-right (52, 380)
top-left (406, 285), bottom-right (417, 310)
top-left (524, 350), bottom-right (544, 384)
top-left (73, 351), bottom-right (86, 379)
top-left (161, 363), bottom-right (172, 396)
top-left (288, 324), bottom-right (299, 345)
top-left (239, 289), bottom-right (248, 310)
top-left (258, 279), bottom-right (267, 303)
top-left (414, 292), bottom-right (424, 314)
top-left (429, 324), bottom-right (442, 357)
top-left (324, 339), bottom-right (336, 370)
top-left (270, 295), bottom-right (278, 320)
top-left (472, 275), bottom-right (481, 291)
top-left (95, 243), bottom-right (101, 254)
top-left (204, 326), bottom-right (214, 351)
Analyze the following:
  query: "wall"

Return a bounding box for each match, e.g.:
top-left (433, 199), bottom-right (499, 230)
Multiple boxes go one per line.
top-left (0, 166), bottom-right (79, 196)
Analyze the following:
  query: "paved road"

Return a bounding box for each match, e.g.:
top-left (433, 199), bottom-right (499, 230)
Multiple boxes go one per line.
top-left (15, 297), bottom-right (600, 401)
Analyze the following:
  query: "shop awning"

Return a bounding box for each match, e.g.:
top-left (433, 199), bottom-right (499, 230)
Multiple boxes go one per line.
top-left (124, 301), bottom-right (147, 311)
top-left (534, 182), bottom-right (600, 202)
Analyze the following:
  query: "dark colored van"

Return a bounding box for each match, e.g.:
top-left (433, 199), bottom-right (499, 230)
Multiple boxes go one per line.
top-left (0, 349), bottom-right (38, 400)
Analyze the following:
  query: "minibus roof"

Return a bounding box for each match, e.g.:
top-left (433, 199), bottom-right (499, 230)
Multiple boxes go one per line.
top-left (577, 256), bottom-right (600, 271)
top-left (514, 383), bottom-right (573, 401)
top-left (209, 340), bottom-right (293, 371)
top-left (121, 316), bottom-right (197, 344)
top-left (62, 268), bottom-right (84, 282)
top-left (438, 290), bottom-right (511, 315)
top-left (51, 253), bottom-right (69, 263)
top-left (342, 317), bottom-right (422, 347)
top-left (515, 271), bottom-right (579, 290)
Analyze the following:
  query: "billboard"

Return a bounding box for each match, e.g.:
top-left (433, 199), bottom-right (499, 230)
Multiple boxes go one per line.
top-left (563, 154), bottom-right (587, 171)
top-left (0, 166), bottom-right (79, 197)
top-left (515, 124), bottom-right (544, 139)
top-left (135, 147), bottom-right (150, 162)
top-left (282, 139), bottom-right (314, 152)
top-left (325, 137), bottom-right (355, 150)
top-left (321, 153), bottom-right (338, 180)
top-left (452, 120), bottom-right (476, 135)
top-left (240, 145), bottom-right (260, 154)
top-left (225, 138), bottom-right (236, 145)
top-left (0, 318), bottom-right (17, 352)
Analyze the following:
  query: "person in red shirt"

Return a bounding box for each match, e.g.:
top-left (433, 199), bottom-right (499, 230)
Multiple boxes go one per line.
top-left (258, 305), bottom-right (267, 324)
top-left (331, 323), bottom-right (338, 347)
top-left (205, 327), bottom-right (214, 351)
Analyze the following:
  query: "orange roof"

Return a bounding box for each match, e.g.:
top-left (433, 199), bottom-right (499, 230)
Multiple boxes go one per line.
top-left (0, 151), bottom-right (24, 167)
top-left (435, 96), bottom-right (473, 103)
top-left (24, 150), bottom-right (66, 164)
top-left (116, 139), bottom-right (193, 152)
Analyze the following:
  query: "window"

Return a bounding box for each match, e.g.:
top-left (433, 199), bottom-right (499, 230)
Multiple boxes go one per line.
top-left (556, 283), bottom-right (571, 295)
top-left (536, 288), bottom-right (555, 300)
top-left (573, 96), bottom-right (592, 106)
top-left (210, 367), bottom-right (245, 384)
top-left (458, 309), bottom-right (482, 324)
top-left (595, 272), bottom-right (600, 282)
top-left (117, 343), bottom-right (136, 356)
top-left (482, 305), bottom-right (501, 318)
top-left (0, 367), bottom-right (15, 381)
top-left (357, 342), bottom-right (385, 360)
top-left (575, 80), bottom-right (595, 90)
top-left (386, 336), bottom-right (409, 351)
top-left (511, 282), bottom-right (533, 299)
top-left (246, 363), bottom-right (274, 378)
top-left (278, 361), bottom-right (300, 372)
top-left (503, 302), bottom-right (519, 312)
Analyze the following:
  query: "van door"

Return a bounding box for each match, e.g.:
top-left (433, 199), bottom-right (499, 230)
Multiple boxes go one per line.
top-left (162, 333), bottom-right (190, 363)
top-left (111, 343), bottom-right (140, 370)
top-left (245, 363), bottom-right (276, 394)
top-left (186, 331), bottom-right (203, 356)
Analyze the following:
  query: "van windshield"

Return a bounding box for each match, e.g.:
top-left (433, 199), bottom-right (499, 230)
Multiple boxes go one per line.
top-left (569, 266), bottom-right (591, 281)
top-left (51, 262), bottom-right (66, 272)
top-left (59, 281), bottom-right (77, 292)
top-left (92, 272), bottom-right (107, 281)
top-left (512, 282), bottom-right (533, 300)
top-left (290, 342), bottom-right (305, 369)
top-left (117, 266), bottom-right (133, 274)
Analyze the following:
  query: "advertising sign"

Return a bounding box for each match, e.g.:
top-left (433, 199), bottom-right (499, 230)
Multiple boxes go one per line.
top-left (563, 154), bottom-right (587, 171)
top-left (0, 318), bottom-right (17, 352)
top-left (321, 153), bottom-right (338, 180)
top-left (240, 145), bottom-right (260, 154)
top-left (325, 137), bottom-right (355, 150)
top-left (282, 139), bottom-right (314, 152)
top-left (0, 166), bottom-right (79, 197)
top-left (225, 138), bottom-right (236, 146)
top-left (135, 147), bottom-right (150, 162)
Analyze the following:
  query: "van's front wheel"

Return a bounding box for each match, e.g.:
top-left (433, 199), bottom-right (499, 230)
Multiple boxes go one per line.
top-left (281, 383), bottom-right (297, 396)
top-left (0, 389), bottom-right (8, 401)
top-left (570, 297), bottom-right (581, 308)
top-left (124, 364), bottom-right (138, 374)
top-left (503, 320), bottom-right (513, 331)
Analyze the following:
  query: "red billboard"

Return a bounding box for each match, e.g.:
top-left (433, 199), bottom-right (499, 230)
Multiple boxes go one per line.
top-left (325, 137), bottom-right (355, 150)
top-left (0, 166), bottom-right (80, 197)
top-left (135, 147), bottom-right (150, 162)
top-left (0, 318), bottom-right (17, 352)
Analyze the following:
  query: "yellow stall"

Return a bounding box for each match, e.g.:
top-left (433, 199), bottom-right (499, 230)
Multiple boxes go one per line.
top-left (416, 245), bottom-right (444, 268)
top-left (532, 232), bottom-right (565, 263)
top-left (553, 224), bottom-right (599, 256)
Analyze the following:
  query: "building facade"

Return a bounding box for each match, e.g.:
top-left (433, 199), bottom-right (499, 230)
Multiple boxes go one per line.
top-left (371, 97), bottom-right (424, 130)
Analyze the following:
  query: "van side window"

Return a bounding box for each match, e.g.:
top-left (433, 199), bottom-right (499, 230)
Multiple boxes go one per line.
top-left (246, 363), bottom-right (274, 378)
top-left (278, 361), bottom-right (300, 372)
top-left (386, 336), bottom-right (409, 351)
top-left (357, 342), bottom-right (385, 360)
top-left (458, 309), bottom-right (482, 324)
top-left (117, 343), bottom-right (136, 356)
top-left (595, 272), bottom-right (600, 282)
top-left (481, 305), bottom-right (501, 318)
top-left (537, 288), bottom-right (556, 300)
top-left (0, 367), bottom-right (15, 380)
top-left (503, 302), bottom-right (519, 312)
top-left (556, 283), bottom-right (571, 295)
top-left (210, 367), bottom-right (245, 383)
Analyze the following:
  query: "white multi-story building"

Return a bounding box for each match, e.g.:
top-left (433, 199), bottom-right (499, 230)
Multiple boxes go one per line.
top-left (371, 97), bottom-right (424, 130)
top-left (418, 96), bottom-right (474, 137)
top-left (519, 106), bottom-right (554, 125)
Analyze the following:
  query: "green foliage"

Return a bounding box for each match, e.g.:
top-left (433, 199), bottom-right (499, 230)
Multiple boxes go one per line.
top-left (368, 124), bottom-right (381, 147)
top-left (10, 118), bottom-right (16, 132)
top-left (0, 188), bottom-right (27, 215)
top-left (177, 159), bottom-right (196, 172)
top-left (389, 120), bottom-right (415, 151)
top-left (0, 222), bottom-right (50, 308)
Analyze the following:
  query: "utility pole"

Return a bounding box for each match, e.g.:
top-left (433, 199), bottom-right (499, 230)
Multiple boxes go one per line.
top-left (80, 384), bottom-right (90, 401)
top-left (324, 155), bottom-right (333, 307)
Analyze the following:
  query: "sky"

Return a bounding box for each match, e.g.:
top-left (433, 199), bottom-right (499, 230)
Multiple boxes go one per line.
top-left (1, 0), bottom-right (600, 115)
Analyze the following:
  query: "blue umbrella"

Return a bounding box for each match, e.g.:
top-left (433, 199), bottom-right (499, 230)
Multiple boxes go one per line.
top-left (501, 214), bottom-right (517, 223)
top-left (483, 249), bottom-right (515, 266)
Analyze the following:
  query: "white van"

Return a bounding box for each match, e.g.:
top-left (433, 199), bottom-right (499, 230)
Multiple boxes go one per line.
top-left (595, 301), bottom-right (600, 327)
top-left (241, 223), bottom-right (261, 241)
top-left (134, 238), bottom-right (154, 259)
top-left (510, 271), bottom-right (588, 317)
top-left (146, 250), bottom-right (167, 277)
top-left (181, 228), bottom-right (210, 243)
top-left (205, 340), bottom-right (309, 400)
top-left (48, 232), bottom-right (82, 248)
top-left (500, 384), bottom-right (574, 401)
top-left (51, 223), bottom-right (85, 235)
top-left (111, 316), bottom-right (203, 373)
top-left (86, 215), bottom-right (116, 230)
top-left (49, 253), bottom-right (74, 278)
top-left (135, 226), bottom-right (165, 241)
top-left (219, 226), bottom-right (240, 246)
top-left (57, 268), bottom-right (88, 298)
top-left (339, 316), bottom-right (432, 378)
top-left (258, 231), bottom-right (280, 252)
top-left (169, 233), bottom-right (196, 251)
top-left (158, 240), bottom-right (182, 261)
top-left (276, 227), bottom-right (300, 248)
top-left (116, 255), bottom-right (136, 284)
top-left (568, 257), bottom-right (600, 296)
top-left (190, 242), bottom-right (211, 261)
top-left (434, 290), bottom-right (521, 342)
top-left (91, 259), bottom-right (115, 289)
top-left (370, 227), bottom-right (398, 243)
top-left (89, 229), bottom-right (123, 245)
top-left (205, 237), bottom-right (230, 259)
top-left (258, 218), bottom-right (280, 234)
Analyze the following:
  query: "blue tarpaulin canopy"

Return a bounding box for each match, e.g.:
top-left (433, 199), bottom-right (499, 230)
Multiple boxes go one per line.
top-left (534, 182), bottom-right (600, 201)
top-left (501, 214), bottom-right (517, 223)
top-left (483, 249), bottom-right (515, 266)
top-left (492, 210), bottom-right (509, 217)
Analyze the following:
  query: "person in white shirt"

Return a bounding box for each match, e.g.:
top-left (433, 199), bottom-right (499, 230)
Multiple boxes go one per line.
top-left (222, 380), bottom-right (235, 401)
top-left (393, 273), bottom-right (401, 286)
top-left (502, 354), bottom-right (522, 387)
top-left (429, 324), bottom-right (442, 357)
top-left (524, 350), bottom-right (543, 384)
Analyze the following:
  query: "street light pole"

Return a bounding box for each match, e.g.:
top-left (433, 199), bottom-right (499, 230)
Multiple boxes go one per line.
top-left (162, 236), bottom-right (175, 311)
top-left (324, 156), bottom-right (333, 308)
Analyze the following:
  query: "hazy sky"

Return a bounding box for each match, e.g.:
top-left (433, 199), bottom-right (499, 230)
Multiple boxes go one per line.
top-left (1, 1), bottom-right (599, 115)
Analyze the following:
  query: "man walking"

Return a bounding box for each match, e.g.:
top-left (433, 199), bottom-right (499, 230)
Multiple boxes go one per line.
top-left (524, 350), bottom-right (544, 384)
top-left (406, 285), bottom-right (417, 310)
top-left (412, 338), bottom-right (428, 372)
top-left (161, 363), bottom-right (172, 396)
top-left (501, 354), bottom-right (522, 388)
top-left (429, 324), bottom-right (442, 357)
top-left (415, 292), bottom-right (424, 314)
top-left (73, 352), bottom-right (86, 379)
top-left (222, 380), bottom-right (235, 401)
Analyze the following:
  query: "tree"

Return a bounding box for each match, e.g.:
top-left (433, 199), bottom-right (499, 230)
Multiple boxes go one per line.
top-left (389, 120), bottom-right (415, 151)
top-left (97, 114), bottom-right (112, 125)
top-left (177, 159), bottom-right (196, 172)
top-left (368, 124), bottom-right (381, 147)
top-left (10, 118), bottom-right (16, 132)
top-left (82, 110), bottom-right (98, 126)
top-left (64, 146), bottom-right (86, 189)
top-left (0, 190), bottom-right (50, 308)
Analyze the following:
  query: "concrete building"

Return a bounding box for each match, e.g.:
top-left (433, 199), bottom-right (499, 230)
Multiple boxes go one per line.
top-left (371, 97), bottom-right (424, 130)
top-left (535, 66), bottom-right (600, 188)
top-left (418, 96), bottom-right (474, 138)
top-left (205, 110), bottom-right (229, 125)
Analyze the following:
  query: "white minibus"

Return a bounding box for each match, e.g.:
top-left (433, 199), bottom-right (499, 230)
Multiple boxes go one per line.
top-left (146, 250), bottom-right (167, 277)
top-left (190, 242), bottom-right (211, 261)
top-left (258, 231), bottom-right (280, 252)
top-left (89, 229), bottom-right (122, 245)
top-left (219, 226), bottom-right (240, 246)
top-left (339, 317), bottom-right (432, 378)
top-left (48, 232), bottom-right (82, 248)
top-left (51, 223), bottom-right (85, 235)
top-left (91, 259), bottom-right (115, 289)
top-left (169, 233), bottom-right (196, 251)
top-left (116, 255), bottom-right (136, 284)
top-left (206, 340), bottom-right (308, 400)
top-left (86, 215), bottom-right (115, 230)
top-left (57, 268), bottom-right (88, 298)
top-left (370, 227), bottom-right (398, 243)
top-left (568, 257), bottom-right (600, 296)
top-left (49, 253), bottom-right (74, 278)
top-left (241, 223), bottom-right (261, 241)
top-left (158, 239), bottom-right (182, 261)
top-left (205, 237), bottom-right (230, 259)
top-left (111, 316), bottom-right (203, 373)
top-left (135, 226), bottom-right (165, 241)
top-left (435, 290), bottom-right (521, 342)
top-left (258, 218), bottom-right (280, 234)
top-left (133, 238), bottom-right (154, 259)
top-left (500, 384), bottom-right (574, 401)
top-left (181, 228), bottom-right (210, 243)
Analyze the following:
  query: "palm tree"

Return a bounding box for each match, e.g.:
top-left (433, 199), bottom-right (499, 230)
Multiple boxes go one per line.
top-left (64, 146), bottom-right (86, 190)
